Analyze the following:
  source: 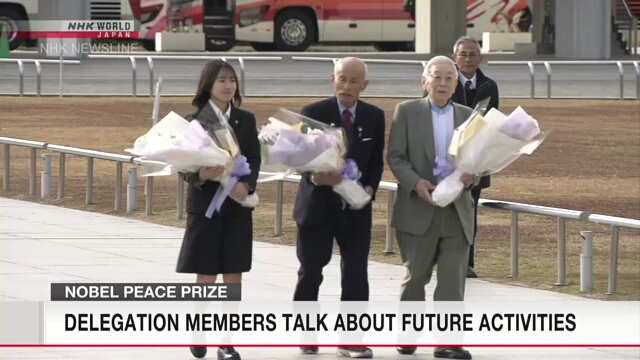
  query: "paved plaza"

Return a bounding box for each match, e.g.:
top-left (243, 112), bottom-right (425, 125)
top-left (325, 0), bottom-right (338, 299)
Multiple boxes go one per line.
top-left (0, 197), bottom-right (638, 359)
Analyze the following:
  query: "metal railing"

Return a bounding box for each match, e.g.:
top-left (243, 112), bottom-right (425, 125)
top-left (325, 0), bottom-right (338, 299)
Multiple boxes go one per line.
top-left (86, 54), bottom-right (284, 97)
top-left (0, 58), bottom-right (81, 96)
top-left (477, 199), bottom-right (587, 286)
top-left (2, 56), bottom-right (640, 99)
top-left (588, 214), bottom-right (640, 294)
top-left (292, 57), bottom-right (640, 100)
top-left (486, 60), bottom-right (640, 100)
top-left (0, 55), bottom-right (282, 97)
top-left (291, 56), bottom-right (426, 66)
top-left (1, 135), bottom-right (638, 295)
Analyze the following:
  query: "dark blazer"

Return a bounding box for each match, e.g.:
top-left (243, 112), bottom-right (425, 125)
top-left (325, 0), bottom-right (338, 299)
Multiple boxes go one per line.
top-left (181, 102), bottom-right (261, 217)
top-left (292, 96), bottom-right (386, 226)
top-left (423, 67), bottom-right (499, 189)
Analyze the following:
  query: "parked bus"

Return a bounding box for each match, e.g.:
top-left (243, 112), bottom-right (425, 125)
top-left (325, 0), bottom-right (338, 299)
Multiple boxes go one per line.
top-left (0, 0), bottom-right (528, 51)
top-left (0, 0), bottom-right (123, 50)
top-left (124, 0), bottom-right (235, 51)
top-left (121, 0), bottom-right (529, 51)
top-left (236, 0), bottom-right (529, 51)
top-left (123, 0), bottom-right (168, 51)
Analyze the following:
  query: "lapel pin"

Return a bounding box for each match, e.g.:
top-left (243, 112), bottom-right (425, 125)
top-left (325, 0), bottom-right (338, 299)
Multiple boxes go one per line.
top-left (330, 123), bottom-right (335, 127)
top-left (357, 127), bottom-right (363, 137)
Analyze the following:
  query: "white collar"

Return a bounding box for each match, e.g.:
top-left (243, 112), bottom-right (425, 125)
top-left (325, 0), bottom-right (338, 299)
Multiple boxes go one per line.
top-left (208, 99), bottom-right (231, 119)
top-left (458, 71), bottom-right (477, 89)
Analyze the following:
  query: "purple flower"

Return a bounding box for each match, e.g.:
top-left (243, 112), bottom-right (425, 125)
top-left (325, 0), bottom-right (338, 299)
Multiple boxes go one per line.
top-left (342, 159), bottom-right (361, 181)
top-left (433, 155), bottom-right (456, 178)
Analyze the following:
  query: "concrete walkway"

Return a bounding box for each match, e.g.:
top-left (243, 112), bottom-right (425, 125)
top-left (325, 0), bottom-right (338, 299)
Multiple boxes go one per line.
top-left (0, 197), bottom-right (638, 360)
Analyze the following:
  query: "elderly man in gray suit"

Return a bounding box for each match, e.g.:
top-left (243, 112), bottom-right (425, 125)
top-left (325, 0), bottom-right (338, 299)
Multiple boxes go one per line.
top-left (387, 55), bottom-right (478, 360)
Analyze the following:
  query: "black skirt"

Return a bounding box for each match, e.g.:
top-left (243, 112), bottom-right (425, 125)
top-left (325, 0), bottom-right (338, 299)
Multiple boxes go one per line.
top-left (176, 211), bottom-right (253, 275)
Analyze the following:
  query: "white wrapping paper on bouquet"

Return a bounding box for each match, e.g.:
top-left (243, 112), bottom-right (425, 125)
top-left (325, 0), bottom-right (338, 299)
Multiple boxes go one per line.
top-left (258, 108), bottom-right (371, 209)
top-left (125, 111), bottom-right (259, 213)
top-left (331, 159), bottom-right (372, 210)
top-left (126, 112), bottom-right (232, 172)
top-left (431, 106), bottom-right (549, 207)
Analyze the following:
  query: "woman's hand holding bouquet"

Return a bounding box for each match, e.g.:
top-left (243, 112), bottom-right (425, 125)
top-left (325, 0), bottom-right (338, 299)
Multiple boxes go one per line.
top-left (199, 165), bottom-right (226, 182)
top-left (125, 110), bottom-right (258, 218)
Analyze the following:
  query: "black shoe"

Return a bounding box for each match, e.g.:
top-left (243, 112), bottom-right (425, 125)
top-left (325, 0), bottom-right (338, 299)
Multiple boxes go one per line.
top-left (336, 347), bottom-right (373, 358)
top-left (467, 266), bottom-right (477, 278)
top-left (300, 346), bottom-right (318, 354)
top-left (217, 346), bottom-right (241, 360)
top-left (434, 347), bottom-right (471, 359)
top-left (190, 346), bottom-right (207, 359)
top-left (396, 346), bottom-right (417, 355)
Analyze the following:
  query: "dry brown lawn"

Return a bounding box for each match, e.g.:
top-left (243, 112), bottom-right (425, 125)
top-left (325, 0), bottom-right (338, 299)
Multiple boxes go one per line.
top-left (1, 97), bottom-right (639, 300)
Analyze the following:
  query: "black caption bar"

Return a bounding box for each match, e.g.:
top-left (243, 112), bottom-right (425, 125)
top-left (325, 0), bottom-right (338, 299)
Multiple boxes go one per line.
top-left (50, 283), bottom-right (241, 301)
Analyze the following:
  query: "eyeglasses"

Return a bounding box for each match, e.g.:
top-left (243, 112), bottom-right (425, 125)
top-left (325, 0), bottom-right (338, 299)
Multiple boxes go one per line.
top-left (456, 52), bottom-right (479, 58)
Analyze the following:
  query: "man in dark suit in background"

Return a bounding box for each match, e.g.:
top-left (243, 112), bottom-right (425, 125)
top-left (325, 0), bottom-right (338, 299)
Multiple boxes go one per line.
top-left (292, 57), bottom-right (386, 359)
top-left (423, 36), bottom-right (500, 279)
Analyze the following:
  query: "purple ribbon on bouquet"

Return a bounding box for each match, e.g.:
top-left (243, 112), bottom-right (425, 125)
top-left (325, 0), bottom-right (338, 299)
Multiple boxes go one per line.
top-left (205, 156), bottom-right (251, 218)
top-left (342, 158), bottom-right (361, 181)
top-left (340, 159), bottom-right (361, 210)
top-left (433, 155), bottom-right (456, 178)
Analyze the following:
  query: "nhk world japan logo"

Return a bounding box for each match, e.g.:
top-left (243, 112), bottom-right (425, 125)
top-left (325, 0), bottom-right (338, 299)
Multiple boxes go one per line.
top-left (16, 20), bottom-right (138, 39)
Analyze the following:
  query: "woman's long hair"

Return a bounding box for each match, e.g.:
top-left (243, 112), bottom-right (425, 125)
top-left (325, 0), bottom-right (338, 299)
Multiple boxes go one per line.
top-left (192, 60), bottom-right (242, 110)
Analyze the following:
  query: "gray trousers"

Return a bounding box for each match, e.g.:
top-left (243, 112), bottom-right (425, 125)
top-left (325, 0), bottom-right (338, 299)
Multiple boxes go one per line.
top-left (397, 205), bottom-right (470, 302)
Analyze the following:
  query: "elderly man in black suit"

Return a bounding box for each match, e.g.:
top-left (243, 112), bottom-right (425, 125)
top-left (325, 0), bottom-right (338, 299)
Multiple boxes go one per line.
top-left (423, 36), bottom-right (500, 278)
top-left (292, 57), bottom-right (386, 359)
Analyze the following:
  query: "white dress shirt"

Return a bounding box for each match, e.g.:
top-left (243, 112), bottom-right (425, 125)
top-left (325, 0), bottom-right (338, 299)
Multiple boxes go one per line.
top-left (208, 99), bottom-right (231, 121)
top-left (458, 71), bottom-right (477, 89)
top-left (429, 99), bottom-right (455, 183)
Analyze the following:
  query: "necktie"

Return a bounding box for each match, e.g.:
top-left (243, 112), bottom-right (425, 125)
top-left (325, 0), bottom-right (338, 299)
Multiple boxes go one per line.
top-left (342, 109), bottom-right (352, 131)
top-left (465, 80), bottom-right (473, 91)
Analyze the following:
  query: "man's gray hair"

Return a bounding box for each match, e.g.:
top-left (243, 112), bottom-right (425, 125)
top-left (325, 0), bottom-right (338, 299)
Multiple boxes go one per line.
top-left (334, 57), bottom-right (368, 79)
top-left (452, 36), bottom-right (481, 54)
top-left (422, 55), bottom-right (458, 80)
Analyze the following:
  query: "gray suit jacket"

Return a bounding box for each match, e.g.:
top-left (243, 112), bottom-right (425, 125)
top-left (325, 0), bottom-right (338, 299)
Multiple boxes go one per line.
top-left (387, 97), bottom-right (478, 244)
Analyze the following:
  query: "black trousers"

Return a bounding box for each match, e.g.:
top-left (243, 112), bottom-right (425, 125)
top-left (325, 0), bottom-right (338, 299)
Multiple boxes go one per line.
top-left (293, 206), bottom-right (372, 301)
top-left (469, 188), bottom-right (482, 269)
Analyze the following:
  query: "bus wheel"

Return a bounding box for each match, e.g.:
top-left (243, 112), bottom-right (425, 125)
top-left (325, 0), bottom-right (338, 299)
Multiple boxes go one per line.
top-left (0, 7), bottom-right (27, 50)
top-left (206, 39), bottom-right (235, 52)
top-left (274, 9), bottom-right (315, 52)
top-left (374, 42), bottom-right (413, 52)
top-left (250, 42), bottom-right (277, 51)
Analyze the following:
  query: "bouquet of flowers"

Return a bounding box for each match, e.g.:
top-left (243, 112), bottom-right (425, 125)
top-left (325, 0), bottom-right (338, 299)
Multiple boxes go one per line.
top-left (125, 107), bottom-right (258, 218)
top-left (430, 99), bottom-right (549, 207)
top-left (257, 108), bottom-right (371, 209)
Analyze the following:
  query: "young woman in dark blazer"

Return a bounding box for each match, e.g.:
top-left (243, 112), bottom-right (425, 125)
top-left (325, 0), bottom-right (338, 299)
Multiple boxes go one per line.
top-left (175, 60), bottom-right (261, 360)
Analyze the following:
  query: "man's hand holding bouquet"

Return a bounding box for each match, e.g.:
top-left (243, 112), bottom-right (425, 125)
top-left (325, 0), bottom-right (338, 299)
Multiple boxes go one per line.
top-left (125, 106), bottom-right (258, 218)
top-left (257, 108), bottom-right (371, 209)
top-left (430, 97), bottom-right (550, 207)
